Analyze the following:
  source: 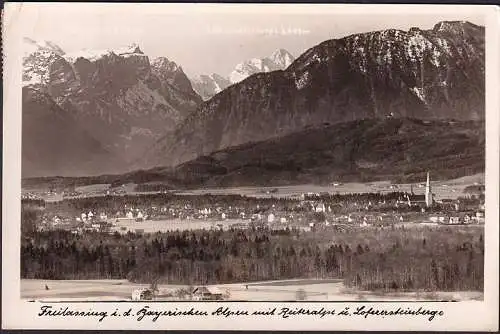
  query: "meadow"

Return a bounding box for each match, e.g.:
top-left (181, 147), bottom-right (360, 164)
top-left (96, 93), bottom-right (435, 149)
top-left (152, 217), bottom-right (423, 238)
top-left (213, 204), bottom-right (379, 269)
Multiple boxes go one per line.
top-left (23, 173), bottom-right (484, 202)
top-left (21, 277), bottom-right (483, 302)
top-left (111, 218), bottom-right (246, 234)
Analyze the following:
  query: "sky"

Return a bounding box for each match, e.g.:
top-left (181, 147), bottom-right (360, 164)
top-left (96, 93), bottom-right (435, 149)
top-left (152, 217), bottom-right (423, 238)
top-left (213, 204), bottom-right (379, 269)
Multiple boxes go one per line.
top-left (12, 3), bottom-right (485, 78)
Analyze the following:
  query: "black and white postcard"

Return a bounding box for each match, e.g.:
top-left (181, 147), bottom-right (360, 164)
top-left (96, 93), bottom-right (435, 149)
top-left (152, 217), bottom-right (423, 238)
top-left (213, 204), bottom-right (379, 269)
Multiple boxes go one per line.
top-left (2, 3), bottom-right (499, 331)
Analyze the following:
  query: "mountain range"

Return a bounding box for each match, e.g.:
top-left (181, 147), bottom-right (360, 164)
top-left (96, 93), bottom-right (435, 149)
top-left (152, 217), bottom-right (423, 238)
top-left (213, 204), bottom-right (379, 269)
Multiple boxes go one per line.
top-left (22, 21), bottom-right (485, 185)
top-left (22, 38), bottom-right (202, 177)
top-left (190, 49), bottom-right (295, 100)
top-left (142, 21), bottom-right (485, 169)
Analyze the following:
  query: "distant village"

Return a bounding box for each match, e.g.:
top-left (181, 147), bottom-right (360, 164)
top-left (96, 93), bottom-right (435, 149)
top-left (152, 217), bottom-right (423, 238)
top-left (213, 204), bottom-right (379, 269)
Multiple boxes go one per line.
top-left (23, 173), bottom-right (485, 236)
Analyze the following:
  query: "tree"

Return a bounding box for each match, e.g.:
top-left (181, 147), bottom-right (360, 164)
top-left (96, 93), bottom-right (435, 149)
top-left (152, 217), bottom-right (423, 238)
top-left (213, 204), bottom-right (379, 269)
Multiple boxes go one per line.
top-left (295, 289), bottom-right (307, 301)
top-left (21, 207), bottom-right (39, 236)
top-left (150, 276), bottom-right (160, 298)
top-left (312, 212), bottom-right (326, 223)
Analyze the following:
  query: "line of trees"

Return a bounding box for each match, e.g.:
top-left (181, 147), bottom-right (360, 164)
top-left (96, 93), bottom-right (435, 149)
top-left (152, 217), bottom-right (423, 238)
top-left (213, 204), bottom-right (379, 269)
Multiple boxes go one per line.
top-left (21, 226), bottom-right (484, 292)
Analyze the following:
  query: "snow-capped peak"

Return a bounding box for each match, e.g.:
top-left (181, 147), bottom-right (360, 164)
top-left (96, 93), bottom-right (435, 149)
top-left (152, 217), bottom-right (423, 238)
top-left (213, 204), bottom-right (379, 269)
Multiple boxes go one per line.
top-left (192, 73), bottom-right (216, 83)
top-left (23, 38), bottom-right (66, 86)
top-left (190, 73), bottom-right (232, 100)
top-left (114, 43), bottom-right (143, 56)
top-left (152, 57), bottom-right (181, 73)
top-left (190, 48), bottom-right (295, 98)
top-left (270, 48), bottom-right (294, 69)
top-left (63, 43), bottom-right (144, 62)
top-left (433, 20), bottom-right (470, 33)
top-left (22, 40), bottom-right (146, 87)
top-left (229, 49), bottom-right (295, 84)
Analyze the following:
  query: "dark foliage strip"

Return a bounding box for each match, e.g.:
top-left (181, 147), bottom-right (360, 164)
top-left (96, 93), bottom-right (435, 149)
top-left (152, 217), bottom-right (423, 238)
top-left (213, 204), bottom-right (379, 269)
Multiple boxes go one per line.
top-left (21, 227), bottom-right (484, 292)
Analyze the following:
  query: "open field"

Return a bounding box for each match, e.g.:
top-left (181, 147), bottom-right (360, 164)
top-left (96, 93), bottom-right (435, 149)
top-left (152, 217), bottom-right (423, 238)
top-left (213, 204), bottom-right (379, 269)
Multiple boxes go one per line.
top-left (176, 182), bottom-right (392, 198)
top-left (110, 218), bottom-right (247, 233)
top-left (21, 279), bottom-right (483, 302)
top-left (22, 173), bottom-right (484, 202)
top-left (74, 183), bottom-right (112, 194)
top-left (109, 214), bottom-right (484, 234)
top-left (175, 173), bottom-right (484, 200)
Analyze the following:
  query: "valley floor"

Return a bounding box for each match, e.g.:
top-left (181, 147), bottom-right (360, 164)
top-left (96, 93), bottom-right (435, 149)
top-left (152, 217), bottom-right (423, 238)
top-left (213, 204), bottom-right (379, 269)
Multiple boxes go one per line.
top-left (174, 173), bottom-right (484, 200)
top-left (21, 279), bottom-right (483, 302)
top-left (23, 173), bottom-right (485, 202)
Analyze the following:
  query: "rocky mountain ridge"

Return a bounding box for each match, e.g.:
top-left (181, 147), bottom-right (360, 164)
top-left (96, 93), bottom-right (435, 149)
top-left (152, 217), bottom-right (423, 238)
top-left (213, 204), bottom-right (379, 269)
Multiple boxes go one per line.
top-left (189, 74), bottom-right (232, 101)
top-left (146, 21), bottom-right (485, 168)
top-left (22, 39), bottom-right (202, 177)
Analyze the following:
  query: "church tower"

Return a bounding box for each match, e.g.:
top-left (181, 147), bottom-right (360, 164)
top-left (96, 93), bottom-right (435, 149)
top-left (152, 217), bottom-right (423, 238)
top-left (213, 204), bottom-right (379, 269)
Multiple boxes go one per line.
top-left (425, 172), bottom-right (433, 207)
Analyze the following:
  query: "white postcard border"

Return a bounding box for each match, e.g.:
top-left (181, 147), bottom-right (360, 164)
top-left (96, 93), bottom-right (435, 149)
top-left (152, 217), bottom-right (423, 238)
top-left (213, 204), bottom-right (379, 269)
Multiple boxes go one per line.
top-left (2, 3), bottom-right (499, 331)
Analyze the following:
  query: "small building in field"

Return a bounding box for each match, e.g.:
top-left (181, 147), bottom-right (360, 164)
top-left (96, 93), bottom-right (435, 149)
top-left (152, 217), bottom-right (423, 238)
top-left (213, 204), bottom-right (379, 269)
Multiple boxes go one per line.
top-left (136, 211), bottom-right (144, 222)
top-left (447, 216), bottom-right (462, 225)
top-left (132, 288), bottom-right (154, 301)
top-left (315, 203), bottom-right (326, 213)
top-left (191, 286), bottom-right (223, 301)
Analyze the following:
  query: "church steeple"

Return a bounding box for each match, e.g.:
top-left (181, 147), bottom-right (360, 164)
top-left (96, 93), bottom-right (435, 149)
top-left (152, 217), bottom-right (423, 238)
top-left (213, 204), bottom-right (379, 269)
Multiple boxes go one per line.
top-left (425, 172), bottom-right (433, 207)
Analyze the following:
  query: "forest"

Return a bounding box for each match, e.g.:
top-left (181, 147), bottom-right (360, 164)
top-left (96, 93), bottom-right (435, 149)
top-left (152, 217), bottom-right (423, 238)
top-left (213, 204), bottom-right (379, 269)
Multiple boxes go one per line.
top-left (21, 225), bottom-right (484, 292)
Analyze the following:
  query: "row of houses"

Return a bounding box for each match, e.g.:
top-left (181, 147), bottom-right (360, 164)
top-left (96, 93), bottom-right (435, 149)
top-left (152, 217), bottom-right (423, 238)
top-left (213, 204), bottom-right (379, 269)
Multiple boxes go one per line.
top-left (131, 286), bottom-right (224, 301)
top-left (76, 200), bottom-right (333, 223)
top-left (431, 211), bottom-right (485, 225)
top-left (21, 193), bottom-right (43, 200)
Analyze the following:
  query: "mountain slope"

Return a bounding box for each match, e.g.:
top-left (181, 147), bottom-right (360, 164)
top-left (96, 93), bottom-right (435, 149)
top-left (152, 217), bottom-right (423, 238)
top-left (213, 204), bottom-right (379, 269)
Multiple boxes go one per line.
top-left (48, 45), bottom-right (202, 160)
top-left (146, 21), bottom-right (484, 168)
top-left (22, 87), bottom-right (120, 177)
top-left (108, 118), bottom-right (485, 188)
top-left (190, 74), bottom-right (232, 101)
top-left (22, 39), bottom-right (203, 176)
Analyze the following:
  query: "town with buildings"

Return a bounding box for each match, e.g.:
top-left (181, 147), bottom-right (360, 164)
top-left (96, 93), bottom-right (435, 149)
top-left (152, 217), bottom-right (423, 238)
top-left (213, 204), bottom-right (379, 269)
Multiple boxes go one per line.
top-left (24, 172), bottom-right (485, 238)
